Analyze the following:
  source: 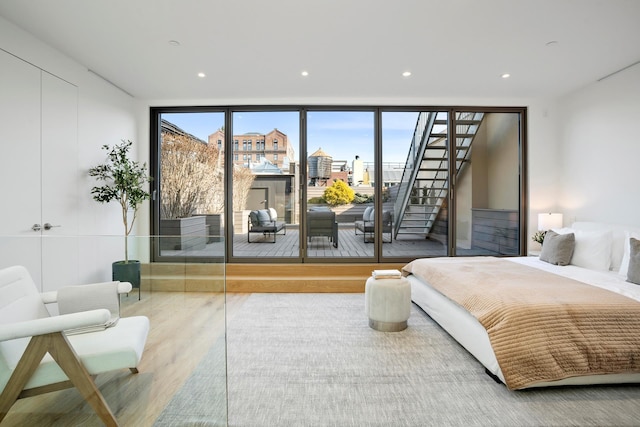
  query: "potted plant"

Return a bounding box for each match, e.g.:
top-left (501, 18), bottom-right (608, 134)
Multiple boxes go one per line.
top-left (89, 140), bottom-right (152, 295)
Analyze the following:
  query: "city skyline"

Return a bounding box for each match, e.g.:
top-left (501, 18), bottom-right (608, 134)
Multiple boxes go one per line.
top-left (161, 110), bottom-right (420, 164)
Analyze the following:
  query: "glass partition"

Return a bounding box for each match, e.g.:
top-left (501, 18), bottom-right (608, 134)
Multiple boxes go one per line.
top-left (0, 234), bottom-right (227, 426)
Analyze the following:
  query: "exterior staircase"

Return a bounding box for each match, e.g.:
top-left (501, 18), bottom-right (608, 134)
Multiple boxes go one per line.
top-left (393, 111), bottom-right (484, 239)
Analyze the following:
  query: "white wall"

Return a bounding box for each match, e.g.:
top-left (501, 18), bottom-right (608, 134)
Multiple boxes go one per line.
top-left (0, 16), bottom-right (140, 283)
top-left (557, 64), bottom-right (640, 228)
top-left (486, 113), bottom-right (519, 209)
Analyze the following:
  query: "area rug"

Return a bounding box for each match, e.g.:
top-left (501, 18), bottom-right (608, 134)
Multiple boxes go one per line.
top-left (156, 293), bottom-right (640, 426)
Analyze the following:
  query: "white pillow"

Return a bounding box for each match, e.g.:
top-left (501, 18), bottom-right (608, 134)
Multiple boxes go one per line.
top-left (618, 230), bottom-right (640, 275)
top-left (553, 228), bottom-right (613, 271)
top-left (268, 207), bottom-right (278, 221)
top-left (552, 227), bottom-right (575, 235)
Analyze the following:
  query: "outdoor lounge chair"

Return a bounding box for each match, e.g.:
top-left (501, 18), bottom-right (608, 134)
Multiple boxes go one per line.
top-left (0, 265), bottom-right (150, 426)
top-left (354, 207), bottom-right (393, 243)
top-left (247, 208), bottom-right (286, 243)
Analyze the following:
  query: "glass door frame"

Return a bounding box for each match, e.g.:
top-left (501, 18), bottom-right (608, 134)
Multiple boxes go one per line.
top-left (301, 107), bottom-right (379, 263)
top-left (225, 106), bottom-right (305, 264)
top-left (150, 106), bottom-right (227, 264)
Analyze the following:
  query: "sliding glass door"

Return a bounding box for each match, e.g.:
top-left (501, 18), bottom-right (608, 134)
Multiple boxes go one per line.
top-left (380, 110), bottom-right (450, 259)
top-left (156, 111), bottom-right (225, 261)
top-left (151, 106), bottom-right (526, 263)
top-left (305, 110), bottom-right (375, 260)
top-left (230, 110), bottom-right (300, 260)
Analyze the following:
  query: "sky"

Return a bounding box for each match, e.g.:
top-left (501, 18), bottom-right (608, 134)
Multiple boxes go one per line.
top-left (162, 110), bottom-right (422, 164)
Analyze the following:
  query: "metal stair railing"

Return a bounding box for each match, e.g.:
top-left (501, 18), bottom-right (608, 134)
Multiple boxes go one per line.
top-left (419, 112), bottom-right (483, 235)
top-left (394, 111), bottom-right (484, 238)
top-left (419, 137), bottom-right (449, 233)
top-left (393, 111), bottom-right (437, 238)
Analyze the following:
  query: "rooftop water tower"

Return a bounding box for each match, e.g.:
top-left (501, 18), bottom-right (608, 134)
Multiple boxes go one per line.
top-left (308, 147), bottom-right (332, 186)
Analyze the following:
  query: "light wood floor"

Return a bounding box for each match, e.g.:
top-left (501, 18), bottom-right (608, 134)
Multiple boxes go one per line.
top-left (2, 291), bottom-right (250, 427)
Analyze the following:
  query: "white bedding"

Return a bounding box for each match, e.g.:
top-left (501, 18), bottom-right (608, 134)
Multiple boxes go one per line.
top-left (408, 255), bottom-right (640, 388)
top-left (509, 256), bottom-right (640, 303)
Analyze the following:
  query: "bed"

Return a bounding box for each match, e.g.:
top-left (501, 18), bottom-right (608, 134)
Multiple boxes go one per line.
top-left (403, 221), bottom-right (640, 389)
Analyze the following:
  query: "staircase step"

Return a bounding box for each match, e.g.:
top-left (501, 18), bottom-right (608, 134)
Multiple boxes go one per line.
top-left (433, 119), bottom-right (482, 126)
top-left (429, 133), bottom-right (477, 139)
top-left (455, 119), bottom-right (482, 125)
top-left (423, 145), bottom-right (471, 150)
top-left (394, 112), bottom-right (482, 241)
top-left (399, 222), bottom-right (434, 225)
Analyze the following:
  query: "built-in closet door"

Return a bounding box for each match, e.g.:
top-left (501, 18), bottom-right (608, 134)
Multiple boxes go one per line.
top-left (0, 49), bottom-right (79, 291)
top-left (0, 49), bottom-right (43, 281)
top-left (40, 71), bottom-right (79, 291)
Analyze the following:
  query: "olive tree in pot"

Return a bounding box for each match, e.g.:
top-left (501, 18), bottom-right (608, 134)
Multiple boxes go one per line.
top-left (89, 140), bottom-right (152, 298)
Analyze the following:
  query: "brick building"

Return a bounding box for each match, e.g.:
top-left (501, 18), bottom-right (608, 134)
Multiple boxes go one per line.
top-left (208, 128), bottom-right (295, 171)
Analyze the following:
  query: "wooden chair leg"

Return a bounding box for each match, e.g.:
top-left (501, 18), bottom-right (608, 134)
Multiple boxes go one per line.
top-left (48, 332), bottom-right (119, 427)
top-left (0, 332), bottom-right (119, 427)
top-left (0, 334), bottom-right (50, 422)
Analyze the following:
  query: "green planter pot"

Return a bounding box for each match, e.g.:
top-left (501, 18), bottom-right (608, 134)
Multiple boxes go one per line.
top-left (112, 260), bottom-right (141, 300)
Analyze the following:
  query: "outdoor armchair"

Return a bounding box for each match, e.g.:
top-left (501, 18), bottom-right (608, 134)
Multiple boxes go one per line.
top-left (307, 209), bottom-right (338, 248)
top-left (354, 207), bottom-right (393, 243)
top-left (247, 209), bottom-right (286, 243)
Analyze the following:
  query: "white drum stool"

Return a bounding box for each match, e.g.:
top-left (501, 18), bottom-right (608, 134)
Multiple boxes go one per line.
top-left (365, 276), bottom-right (411, 332)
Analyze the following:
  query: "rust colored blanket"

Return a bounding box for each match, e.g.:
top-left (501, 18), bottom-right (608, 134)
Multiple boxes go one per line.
top-left (403, 257), bottom-right (640, 389)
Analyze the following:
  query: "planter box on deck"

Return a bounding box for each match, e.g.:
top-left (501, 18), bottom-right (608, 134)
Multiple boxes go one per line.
top-left (160, 216), bottom-right (207, 250)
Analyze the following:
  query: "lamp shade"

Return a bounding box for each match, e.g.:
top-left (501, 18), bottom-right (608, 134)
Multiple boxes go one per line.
top-left (538, 213), bottom-right (563, 231)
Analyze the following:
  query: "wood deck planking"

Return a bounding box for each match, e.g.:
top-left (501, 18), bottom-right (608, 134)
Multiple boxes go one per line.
top-left (161, 222), bottom-right (447, 259)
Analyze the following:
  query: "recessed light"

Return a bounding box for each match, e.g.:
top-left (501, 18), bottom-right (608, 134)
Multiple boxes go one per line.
top-left (168, 40), bottom-right (181, 46)
top-left (402, 71), bottom-right (412, 77)
top-left (197, 72), bottom-right (206, 78)
top-left (501, 73), bottom-right (511, 79)
top-left (301, 71), bottom-right (309, 77)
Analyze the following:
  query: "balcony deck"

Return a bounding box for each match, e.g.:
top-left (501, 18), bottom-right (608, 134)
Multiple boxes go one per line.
top-left (160, 224), bottom-right (447, 259)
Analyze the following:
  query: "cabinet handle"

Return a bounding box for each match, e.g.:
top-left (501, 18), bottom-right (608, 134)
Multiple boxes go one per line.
top-left (32, 223), bottom-right (42, 232)
top-left (44, 223), bottom-right (61, 230)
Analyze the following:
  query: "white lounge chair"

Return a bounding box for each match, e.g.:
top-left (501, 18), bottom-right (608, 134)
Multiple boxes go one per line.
top-left (0, 265), bottom-right (150, 426)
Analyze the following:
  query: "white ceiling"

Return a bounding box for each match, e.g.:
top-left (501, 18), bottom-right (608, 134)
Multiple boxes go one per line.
top-left (1, 0), bottom-right (639, 101)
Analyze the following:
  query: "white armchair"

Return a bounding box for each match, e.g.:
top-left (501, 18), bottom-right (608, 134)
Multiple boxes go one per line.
top-left (0, 265), bottom-right (150, 426)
